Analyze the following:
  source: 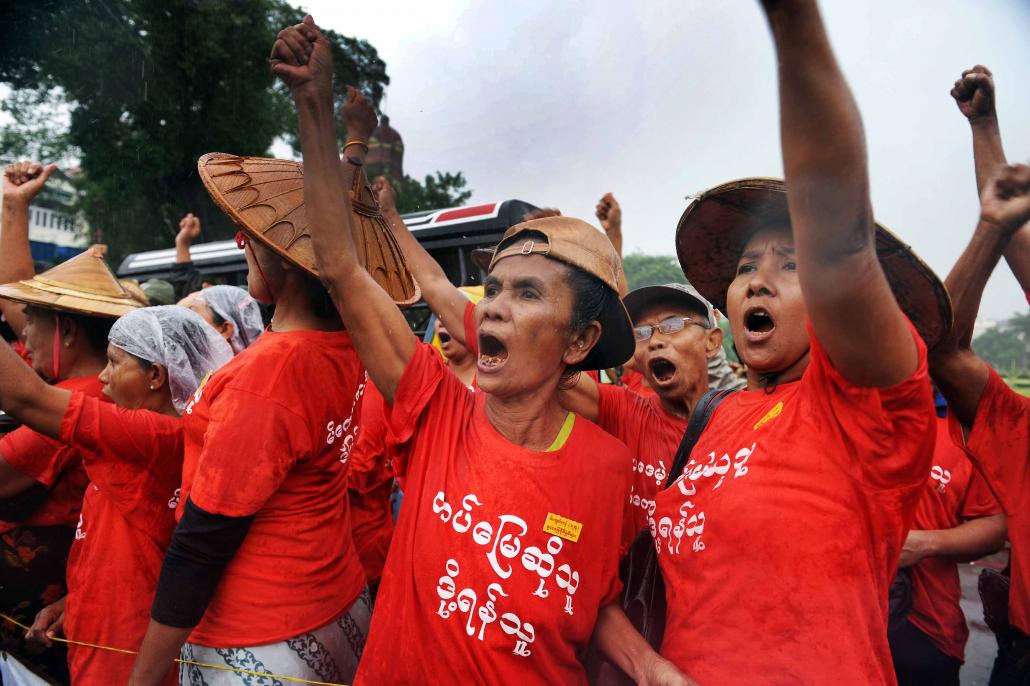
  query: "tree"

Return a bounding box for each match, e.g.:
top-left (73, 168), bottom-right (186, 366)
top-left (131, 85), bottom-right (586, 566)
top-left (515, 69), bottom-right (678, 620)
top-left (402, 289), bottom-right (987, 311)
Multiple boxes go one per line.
top-left (622, 253), bottom-right (687, 290)
top-left (973, 320), bottom-right (1030, 377)
top-left (390, 171), bottom-right (472, 215)
top-left (0, 0), bottom-right (389, 262)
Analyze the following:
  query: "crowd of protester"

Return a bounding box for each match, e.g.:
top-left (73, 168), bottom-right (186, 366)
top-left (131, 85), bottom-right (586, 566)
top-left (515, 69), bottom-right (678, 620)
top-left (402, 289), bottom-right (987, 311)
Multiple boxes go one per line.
top-left (1, 1), bottom-right (1029, 684)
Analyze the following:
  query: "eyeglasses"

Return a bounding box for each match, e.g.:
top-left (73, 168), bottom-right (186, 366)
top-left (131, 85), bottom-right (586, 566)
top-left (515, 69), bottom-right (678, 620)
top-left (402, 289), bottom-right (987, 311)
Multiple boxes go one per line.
top-left (633, 316), bottom-right (708, 342)
top-left (235, 231), bottom-right (249, 250)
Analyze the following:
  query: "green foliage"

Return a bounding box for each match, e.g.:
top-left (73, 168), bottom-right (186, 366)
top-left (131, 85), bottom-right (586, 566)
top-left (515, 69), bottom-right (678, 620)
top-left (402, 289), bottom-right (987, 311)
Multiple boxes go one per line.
top-left (389, 171), bottom-right (472, 215)
top-left (0, 0), bottom-right (389, 263)
top-left (973, 314), bottom-right (1030, 376)
top-left (622, 253), bottom-right (687, 291)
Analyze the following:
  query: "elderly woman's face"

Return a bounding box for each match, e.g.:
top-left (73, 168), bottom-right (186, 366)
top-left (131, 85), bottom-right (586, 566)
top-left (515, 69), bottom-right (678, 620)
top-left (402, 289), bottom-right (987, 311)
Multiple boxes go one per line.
top-left (474, 254), bottom-right (578, 398)
top-left (726, 224), bottom-right (810, 377)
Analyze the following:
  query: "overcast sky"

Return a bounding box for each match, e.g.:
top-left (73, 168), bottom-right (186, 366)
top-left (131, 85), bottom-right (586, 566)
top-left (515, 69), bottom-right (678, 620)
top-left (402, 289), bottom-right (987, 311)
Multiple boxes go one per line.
top-left (294, 0), bottom-right (1030, 321)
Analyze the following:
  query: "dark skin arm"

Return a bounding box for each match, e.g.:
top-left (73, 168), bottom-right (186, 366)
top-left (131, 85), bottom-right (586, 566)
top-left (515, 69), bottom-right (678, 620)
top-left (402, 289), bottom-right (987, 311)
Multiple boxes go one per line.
top-left (0, 336), bottom-right (72, 498)
top-left (593, 603), bottom-right (697, 685)
top-left (899, 513), bottom-right (1007, 567)
top-left (761, 0), bottom-right (916, 388)
top-left (930, 164), bottom-right (1030, 426)
top-left (175, 214), bottom-right (201, 264)
top-left (371, 175), bottom-right (470, 348)
top-left (951, 66), bottom-right (1030, 294)
top-left (1, 162), bottom-right (56, 338)
top-left (596, 192), bottom-right (629, 297)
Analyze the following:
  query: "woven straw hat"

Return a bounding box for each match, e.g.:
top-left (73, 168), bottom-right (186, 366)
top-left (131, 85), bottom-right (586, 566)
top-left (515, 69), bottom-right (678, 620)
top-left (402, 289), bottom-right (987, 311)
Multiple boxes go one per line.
top-left (197, 153), bottom-right (419, 306)
top-left (0, 248), bottom-right (141, 318)
top-left (675, 177), bottom-right (953, 349)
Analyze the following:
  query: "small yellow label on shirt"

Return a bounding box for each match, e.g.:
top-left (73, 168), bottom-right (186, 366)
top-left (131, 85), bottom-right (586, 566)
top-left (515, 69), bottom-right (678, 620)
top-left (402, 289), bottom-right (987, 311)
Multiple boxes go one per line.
top-left (544, 513), bottom-right (583, 543)
top-left (754, 401), bottom-right (784, 431)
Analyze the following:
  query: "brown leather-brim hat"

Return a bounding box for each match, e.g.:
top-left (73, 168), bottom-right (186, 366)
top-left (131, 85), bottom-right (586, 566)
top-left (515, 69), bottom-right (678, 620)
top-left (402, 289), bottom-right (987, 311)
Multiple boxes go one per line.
top-left (485, 215), bottom-right (634, 370)
top-left (0, 248), bottom-right (141, 318)
top-left (197, 153), bottom-right (420, 307)
top-left (675, 177), bottom-right (952, 350)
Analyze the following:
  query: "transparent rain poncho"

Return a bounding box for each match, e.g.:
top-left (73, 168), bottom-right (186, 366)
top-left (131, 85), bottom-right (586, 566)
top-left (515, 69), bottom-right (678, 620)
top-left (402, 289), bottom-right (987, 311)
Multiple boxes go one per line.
top-left (194, 285), bottom-right (264, 353)
top-left (108, 306), bottom-right (234, 413)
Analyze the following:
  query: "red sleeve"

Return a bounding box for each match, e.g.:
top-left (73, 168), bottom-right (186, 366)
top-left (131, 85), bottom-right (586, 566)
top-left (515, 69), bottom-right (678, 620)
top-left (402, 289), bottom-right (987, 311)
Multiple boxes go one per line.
top-left (59, 392), bottom-right (182, 518)
top-left (961, 464), bottom-right (1002, 520)
top-left (804, 319), bottom-right (934, 491)
top-left (348, 383), bottom-right (392, 494)
top-left (463, 300), bottom-right (478, 358)
top-left (384, 341), bottom-right (472, 480)
top-left (596, 383), bottom-right (642, 440)
top-left (0, 426), bottom-right (77, 487)
top-left (950, 367), bottom-right (1030, 516)
top-left (189, 387), bottom-right (312, 517)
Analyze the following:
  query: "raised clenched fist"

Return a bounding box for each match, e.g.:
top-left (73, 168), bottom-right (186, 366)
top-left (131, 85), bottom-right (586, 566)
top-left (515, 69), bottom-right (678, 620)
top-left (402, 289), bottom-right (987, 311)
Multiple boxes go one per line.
top-left (981, 164), bottom-right (1030, 233)
top-left (372, 176), bottom-right (397, 215)
top-left (176, 213), bottom-right (201, 246)
top-left (595, 192), bottom-right (622, 236)
top-left (3, 161), bottom-right (57, 205)
top-left (342, 86), bottom-right (378, 144)
top-left (270, 15), bottom-right (333, 99)
top-left (951, 65), bottom-right (996, 123)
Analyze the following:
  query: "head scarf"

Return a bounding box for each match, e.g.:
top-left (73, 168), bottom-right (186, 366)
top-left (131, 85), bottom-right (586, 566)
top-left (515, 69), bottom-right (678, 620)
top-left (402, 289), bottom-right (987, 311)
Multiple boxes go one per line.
top-left (108, 306), bottom-right (233, 413)
top-left (194, 285), bottom-right (264, 352)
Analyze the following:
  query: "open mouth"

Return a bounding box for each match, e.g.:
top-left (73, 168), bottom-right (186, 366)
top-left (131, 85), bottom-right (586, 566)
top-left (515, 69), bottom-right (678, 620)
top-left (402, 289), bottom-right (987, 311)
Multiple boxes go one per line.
top-left (438, 332), bottom-right (452, 344)
top-left (744, 307), bottom-right (776, 337)
top-left (477, 332), bottom-right (509, 372)
top-left (648, 356), bottom-right (677, 385)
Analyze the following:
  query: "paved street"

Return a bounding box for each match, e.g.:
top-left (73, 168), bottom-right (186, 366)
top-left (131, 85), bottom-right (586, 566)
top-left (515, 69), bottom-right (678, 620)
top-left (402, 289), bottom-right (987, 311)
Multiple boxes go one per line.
top-left (960, 552), bottom-right (1008, 685)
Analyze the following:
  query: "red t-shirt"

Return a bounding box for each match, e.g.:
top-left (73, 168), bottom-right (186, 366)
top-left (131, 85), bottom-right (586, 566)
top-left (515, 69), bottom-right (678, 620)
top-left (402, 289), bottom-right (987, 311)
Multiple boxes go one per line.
top-left (348, 382), bottom-right (395, 583)
top-left (59, 393), bottom-right (182, 686)
top-left (907, 415), bottom-right (1000, 662)
top-left (652, 323), bottom-right (934, 685)
top-left (356, 342), bottom-right (629, 685)
top-left (621, 369), bottom-right (658, 401)
top-left (0, 376), bottom-right (102, 534)
top-left (179, 329), bottom-right (367, 647)
top-left (597, 383), bottom-right (688, 550)
top-left (950, 367), bottom-right (1030, 635)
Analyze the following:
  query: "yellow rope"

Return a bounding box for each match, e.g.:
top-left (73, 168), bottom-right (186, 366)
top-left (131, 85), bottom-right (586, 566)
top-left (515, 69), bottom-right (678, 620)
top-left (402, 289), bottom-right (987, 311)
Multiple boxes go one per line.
top-left (1, 613), bottom-right (348, 686)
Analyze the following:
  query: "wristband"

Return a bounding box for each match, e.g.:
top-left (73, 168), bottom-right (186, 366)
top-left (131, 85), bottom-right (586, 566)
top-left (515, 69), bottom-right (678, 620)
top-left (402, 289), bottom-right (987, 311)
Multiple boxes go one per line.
top-left (344, 140), bottom-right (370, 152)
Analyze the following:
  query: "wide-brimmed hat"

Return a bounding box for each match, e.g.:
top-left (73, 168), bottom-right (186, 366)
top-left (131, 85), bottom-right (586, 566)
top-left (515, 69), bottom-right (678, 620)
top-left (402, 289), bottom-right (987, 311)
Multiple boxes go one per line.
top-left (197, 153), bottom-right (420, 307)
top-left (476, 215), bottom-right (634, 370)
top-left (623, 282), bottom-right (715, 329)
top-left (0, 248), bottom-right (141, 318)
top-left (675, 177), bottom-right (952, 349)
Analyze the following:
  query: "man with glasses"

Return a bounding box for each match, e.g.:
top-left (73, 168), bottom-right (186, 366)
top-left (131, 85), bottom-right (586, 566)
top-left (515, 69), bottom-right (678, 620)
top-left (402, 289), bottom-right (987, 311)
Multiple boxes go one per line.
top-left (559, 282), bottom-right (733, 549)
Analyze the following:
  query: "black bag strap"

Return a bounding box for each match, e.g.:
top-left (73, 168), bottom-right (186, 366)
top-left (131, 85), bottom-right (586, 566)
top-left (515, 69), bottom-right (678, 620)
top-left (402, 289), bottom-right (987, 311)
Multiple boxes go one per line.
top-left (664, 387), bottom-right (736, 489)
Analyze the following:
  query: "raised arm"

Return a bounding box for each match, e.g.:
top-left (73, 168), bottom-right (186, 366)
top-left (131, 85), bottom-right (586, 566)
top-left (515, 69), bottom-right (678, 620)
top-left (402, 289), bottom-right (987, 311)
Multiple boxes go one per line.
top-left (273, 16), bottom-right (414, 403)
top-left (761, 0), bottom-right (916, 387)
top-left (931, 164), bottom-right (1030, 425)
top-left (1, 162), bottom-right (56, 338)
top-left (0, 338), bottom-right (72, 439)
top-left (370, 175), bottom-right (471, 345)
top-left (596, 192), bottom-right (628, 297)
top-left (952, 65), bottom-right (1030, 294)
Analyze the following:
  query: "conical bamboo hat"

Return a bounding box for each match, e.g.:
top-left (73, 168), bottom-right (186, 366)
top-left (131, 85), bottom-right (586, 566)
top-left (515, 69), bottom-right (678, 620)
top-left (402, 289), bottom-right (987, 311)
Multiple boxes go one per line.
top-left (197, 153), bottom-right (420, 307)
top-left (675, 177), bottom-right (953, 350)
top-left (0, 248), bottom-right (141, 318)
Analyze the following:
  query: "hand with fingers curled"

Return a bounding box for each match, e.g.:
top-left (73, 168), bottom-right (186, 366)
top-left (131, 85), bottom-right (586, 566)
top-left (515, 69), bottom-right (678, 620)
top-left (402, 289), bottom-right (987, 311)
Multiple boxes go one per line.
top-left (521, 207), bottom-right (562, 222)
top-left (26, 596), bottom-right (66, 649)
top-left (951, 65), bottom-right (997, 124)
top-left (980, 164), bottom-right (1030, 233)
top-left (270, 15), bottom-right (333, 100)
top-left (372, 176), bottom-right (397, 215)
top-left (3, 160), bottom-right (58, 206)
top-left (342, 86), bottom-right (379, 145)
top-left (176, 212), bottom-right (201, 248)
top-left (596, 192), bottom-right (622, 238)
